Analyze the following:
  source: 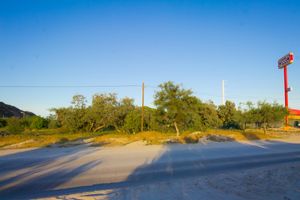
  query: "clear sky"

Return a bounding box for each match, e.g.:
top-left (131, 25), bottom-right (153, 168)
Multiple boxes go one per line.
top-left (1, 0), bottom-right (300, 116)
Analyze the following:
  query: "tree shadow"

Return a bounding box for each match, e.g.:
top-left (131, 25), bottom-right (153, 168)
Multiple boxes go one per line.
top-left (241, 131), bottom-right (260, 140)
top-left (0, 145), bottom-right (101, 199)
top-left (1, 140), bottom-right (300, 199)
top-left (113, 141), bottom-right (300, 199)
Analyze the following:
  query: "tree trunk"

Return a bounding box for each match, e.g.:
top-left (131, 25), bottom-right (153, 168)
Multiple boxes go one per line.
top-left (174, 122), bottom-right (180, 137)
top-left (263, 123), bottom-right (267, 134)
top-left (89, 122), bottom-right (95, 132)
top-left (93, 125), bottom-right (105, 133)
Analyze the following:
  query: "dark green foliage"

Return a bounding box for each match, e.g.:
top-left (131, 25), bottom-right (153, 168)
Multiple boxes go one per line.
top-left (30, 116), bottom-right (48, 129)
top-left (85, 93), bottom-right (120, 132)
top-left (47, 114), bottom-right (60, 129)
top-left (123, 107), bottom-right (158, 134)
top-left (218, 101), bottom-right (240, 129)
top-left (236, 101), bottom-right (287, 132)
top-left (190, 100), bottom-right (222, 131)
top-left (7, 117), bottom-right (25, 134)
top-left (0, 119), bottom-right (7, 128)
top-left (47, 82), bottom-right (288, 134)
top-left (256, 101), bottom-right (288, 132)
top-left (154, 81), bottom-right (197, 136)
top-left (123, 109), bottom-right (141, 133)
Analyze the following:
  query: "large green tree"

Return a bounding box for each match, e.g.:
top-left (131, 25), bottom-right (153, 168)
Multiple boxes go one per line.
top-left (85, 93), bottom-right (118, 132)
top-left (154, 81), bottom-right (197, 136)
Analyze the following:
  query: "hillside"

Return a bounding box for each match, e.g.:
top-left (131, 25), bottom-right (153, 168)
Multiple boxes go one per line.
top-left (0, 102), bottom-right (35, 118)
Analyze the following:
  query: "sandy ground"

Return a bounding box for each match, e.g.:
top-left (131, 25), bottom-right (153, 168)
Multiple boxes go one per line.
top-left (39, 163), bottom-right (300, 200)
top-left (1, 136), bottom-right (300, 200)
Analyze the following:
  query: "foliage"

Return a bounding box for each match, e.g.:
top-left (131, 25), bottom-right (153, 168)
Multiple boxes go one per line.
top-left (154, 81), bottom-right (197, 136)
top-left (0, 119), bottom-right (7, 128)
top-left (47, 114), bottom-right (60, 129)
top-left (85, 93), bottom-right (120, 132)
top-left (256, 101), bottom-right (288, 132)
top-left (191, 100), bottom-right (222, 131)
top-left (7, 117), bottom-right (25, 134)
top-left (218, 101), bottom-right (240, 129)
top-left (46, 82), bottom-right (289, 135)
top-left (30, 116), bottom-right (48, 129)
top-left (123, 107), bottom-right (158, 134)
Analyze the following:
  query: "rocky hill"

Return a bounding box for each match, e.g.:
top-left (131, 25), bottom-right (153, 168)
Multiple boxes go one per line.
top-left (0, 102), bottom-right (35, 118)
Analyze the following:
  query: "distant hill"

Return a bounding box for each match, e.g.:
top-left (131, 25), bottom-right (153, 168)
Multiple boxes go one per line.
top-left (0, 102), bottom-right (35, 118)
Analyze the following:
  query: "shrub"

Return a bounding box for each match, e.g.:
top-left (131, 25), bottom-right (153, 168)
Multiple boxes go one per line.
top-left (123, 110), bottom-right (141, 133)
top-left (7, 117), bottom-right (24, 134)
top-left (0, 119), bottom-right (7, 128)
top-left (48, 119), bottom-right (60, 129)
top-left (30, 116), bottom-right (48, 129)
top-left (182, 135), bottom-right (199, 144)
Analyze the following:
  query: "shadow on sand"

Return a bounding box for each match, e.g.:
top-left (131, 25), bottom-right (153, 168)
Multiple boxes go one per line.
top-left (1, 139), bottom-right (300, 199)
top-left (0, 145), bottom-right (101, 199)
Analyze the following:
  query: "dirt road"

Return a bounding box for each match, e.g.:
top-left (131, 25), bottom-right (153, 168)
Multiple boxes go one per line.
top-left (1, 138), bottom-right (300, 199)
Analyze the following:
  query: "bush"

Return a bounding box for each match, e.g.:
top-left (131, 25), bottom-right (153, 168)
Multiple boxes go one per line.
top-left (0, 119), bottom-right (7, 128)
top-left (48, 119), bottom-right (60, 129)
top-left (182, 135), bottom-right (199, 144)
top-left (7, 117), bottom-right (24, 134)
top-left (123, 107), bottom-right (158, 134)
top-left (123, 110), bottom-right (141, 133)
top-left (30, 116), bottom-right (48, 129)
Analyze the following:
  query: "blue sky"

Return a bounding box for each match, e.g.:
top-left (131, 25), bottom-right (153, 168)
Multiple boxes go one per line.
top-left (1, 0), bottom-right (300, 116)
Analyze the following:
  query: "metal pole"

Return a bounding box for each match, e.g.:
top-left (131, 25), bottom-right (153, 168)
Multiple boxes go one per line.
top-left (141, 82), bottom-right (145, 132)
top-left (222, 80), bottom-right (225, 105)
top-left (284, 66), bottom-right (289, 127)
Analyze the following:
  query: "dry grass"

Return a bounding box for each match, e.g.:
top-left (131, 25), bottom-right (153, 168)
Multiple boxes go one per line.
top-left (92, 131), bottom-right (177, 146)
top-left (0, 129), bottom-right (96, 149)
top-left (1, 128), bottom-right (299, 149)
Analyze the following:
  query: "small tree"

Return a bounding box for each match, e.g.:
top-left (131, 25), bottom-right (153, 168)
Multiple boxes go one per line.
top-left (237, 102), bottom-right (258, 130)
top-left (154, 81), bottom-right (196, 136)
top-left (85, 93), bottom-right (118, 132)
top-left (7, 117), bottom-right (24, 134)
top-left (123, 107), bottom-right (157, 134)
top-left (114, 97), bottom-right (135, 131)
top-left (256, 101), bottom-right (287, 133)
top-left (196, 101), bottom-right (221, 130)
top-left (30, 116), bottom-right (48, 129)
top-left (218, 101), bottom-right (240, 129)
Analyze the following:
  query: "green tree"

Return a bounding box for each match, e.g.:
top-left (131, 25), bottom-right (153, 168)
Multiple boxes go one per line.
top-left (154, 81), bottom-right (197, 136)
top-left (30, 116), bottom-right (48, 129)
top-left (72, 94), bottom-right (86, 109)
top-left (85, 93), bottom-right (118, 132)
top-left (123, 107), bottom-right (158, 133)
top-left (7, 117), bottom-right (24, 134)
top-left (51, 94), bottom-right (87, 132)
top-left (47, 114), bottom-right (60, 129)
top-left (196, 101), bottom-right (222, 130)
top-left (114, 97), bottom-right (135, 131)
top-left (236, 102), bottom-right (258, 130)
top-left (256, 101), bottom-right (287, 133)
top-left (218, 101), bottom-right (240, 129)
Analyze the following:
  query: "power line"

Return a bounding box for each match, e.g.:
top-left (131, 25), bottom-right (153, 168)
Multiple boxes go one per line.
top-left (0, 84), bottom-right (141, 88)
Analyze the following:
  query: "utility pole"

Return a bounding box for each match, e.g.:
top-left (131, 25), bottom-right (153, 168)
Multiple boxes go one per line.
top-left (222, 80), bottom-right (225, 105)
top-left (141, 82), bottom-right (145, 132)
